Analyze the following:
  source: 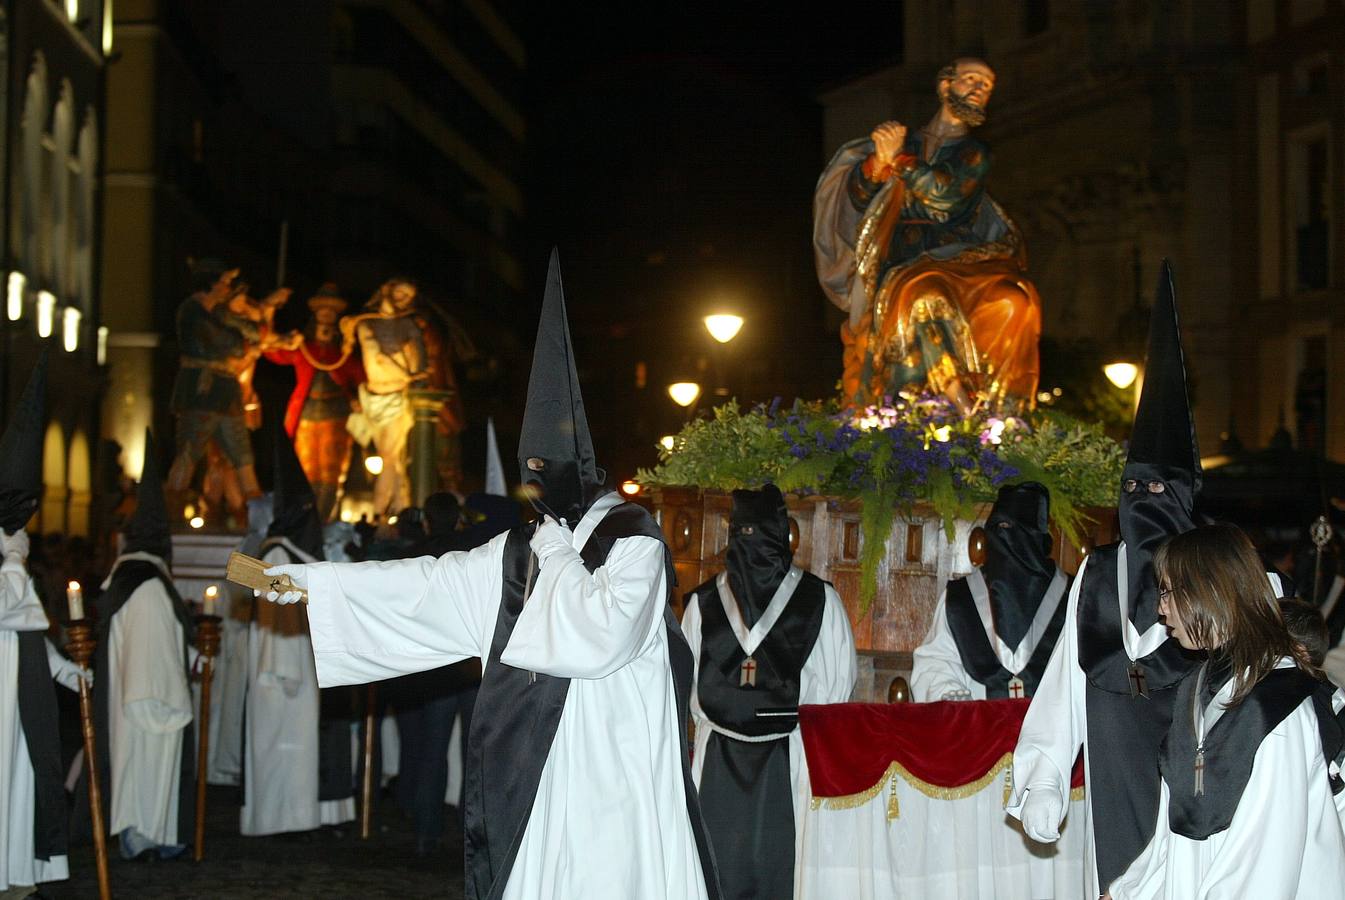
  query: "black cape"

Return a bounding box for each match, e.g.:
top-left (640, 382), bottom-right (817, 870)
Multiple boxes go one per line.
top-left (689, 570), bottom-right (826, 900)
top-left (943, 572), bottom-right (1067, 698)
top-left (461, 501), bottom-right (721, 900)
top-left (16, 628), bottom-right (66, 861)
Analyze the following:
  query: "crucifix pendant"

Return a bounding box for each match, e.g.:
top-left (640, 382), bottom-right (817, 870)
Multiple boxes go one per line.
top-left (739, 656), bottom-right (758, 688)
top-left (1007, 676), bottom-right (1025, 699)
top-left (1194, 747), bottom-right (1205, 797)
top-left (1128, 664), bottom-right (1149, 699)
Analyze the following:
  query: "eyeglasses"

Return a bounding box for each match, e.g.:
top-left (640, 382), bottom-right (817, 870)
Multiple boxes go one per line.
top-left (1122, 479), bottom-right (1167, 494)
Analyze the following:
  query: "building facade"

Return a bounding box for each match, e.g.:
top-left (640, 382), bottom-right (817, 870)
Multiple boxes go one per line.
top-left (1, 0), bottom-right (110, 537)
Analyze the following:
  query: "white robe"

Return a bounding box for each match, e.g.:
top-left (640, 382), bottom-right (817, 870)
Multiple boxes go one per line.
top-left (206, 583), bottom-right (250, 786)
top-left (912, 587), bottom-right (1086, 899)
top-left (0, 550), bottom-right (69, 889)
top-left (102, 553), bottom-right (193, 847)
top-left (302, 496), bottom-right (710, 900)
top-left (241, 540), bottom-right (354, 835)
top-left (1108, 665), bottom-right (1345, 899)
top-left (681, 576), bottom-right (857, 899)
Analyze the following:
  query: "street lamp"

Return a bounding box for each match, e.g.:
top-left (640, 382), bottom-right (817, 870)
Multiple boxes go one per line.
top-left (667, 382), bottom-right (701, 407)
top-left (703, 314), bottom-right (744, 344)
top-left (1103, 362), bottom-right (1139, 390)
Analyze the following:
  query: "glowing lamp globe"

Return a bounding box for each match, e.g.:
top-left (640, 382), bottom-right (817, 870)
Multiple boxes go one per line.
top-left (620, 480), bottom-right (642, 496)
top-left (667, 382), bottom-right (701, 407)
top-left (1104, 362), bottom-right (1139, 390)
top-left (659, 435), bottom-right (676, 451)
top-left (364, 455), bottom-right (385, 475)
top-left (703, 314), bottom-right (744, 344)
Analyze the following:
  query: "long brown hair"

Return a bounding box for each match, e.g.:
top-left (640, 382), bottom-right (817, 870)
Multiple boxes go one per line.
top-left (1154, 523), bottom-right (1319, 705)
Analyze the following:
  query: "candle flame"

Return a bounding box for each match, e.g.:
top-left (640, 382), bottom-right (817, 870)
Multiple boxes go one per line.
top-left (68, 580), bottom-right (80, 591)
top-left (205, 585), bottom-right (218, 598)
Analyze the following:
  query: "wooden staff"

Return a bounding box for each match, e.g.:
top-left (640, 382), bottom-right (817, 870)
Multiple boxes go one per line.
top-left (360, 682), bottom-right (378, 839)
top-left (192, 613), bottom-right (221, 862)
top-left (66, 621), bottom-right (111, 900)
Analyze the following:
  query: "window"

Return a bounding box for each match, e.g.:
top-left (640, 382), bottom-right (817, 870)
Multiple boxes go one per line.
top-left (1289, 133), bottom-right (1330, 291)
top-left (1295, 334), bottom-right (1327, 456)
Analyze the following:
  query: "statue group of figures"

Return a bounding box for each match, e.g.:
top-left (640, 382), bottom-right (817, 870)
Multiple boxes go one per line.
top-left (815, 57), bottom-right (1043, 414)
top-left (165, 262), bottom-right (467, 525)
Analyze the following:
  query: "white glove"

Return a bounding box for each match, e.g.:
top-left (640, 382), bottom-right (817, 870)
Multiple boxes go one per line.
top-left (1, 527), bottom-right (29, 564)
top-left (259, 563), bottom-right (309, 604)
top-left (1019, 784), bottom-right (1064, 842)
top-left (529, 518), bottom-right (575, 562)
top-left (940, 689), bottom-right (974, 701)
top-left (46, 638), bottom-right (91, 692)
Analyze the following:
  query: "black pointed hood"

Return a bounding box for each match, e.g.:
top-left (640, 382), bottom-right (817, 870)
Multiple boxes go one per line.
top-left (1119, 260), bottom-right (1199, 629)
top-left (982, 482), bottom-right (1055, 648)
top-left (517, 249), bottom-right (604, 523)
top-left (725, 484), bottom-right (793, 627)
top-left (0, 352), bottom-right (47, 533)
top-left (123, 430), bottom-right (173, 562)
top-left (267, 420), bottom-right (324, 560)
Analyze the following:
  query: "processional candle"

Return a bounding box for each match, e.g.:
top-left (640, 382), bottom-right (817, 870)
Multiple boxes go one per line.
top-left (67, 581), bottom-right (84, 621)
top-left (203, 585), bottom-right (218, 617)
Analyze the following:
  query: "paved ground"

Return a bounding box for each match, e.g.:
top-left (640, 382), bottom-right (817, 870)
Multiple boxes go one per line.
top-left (43, 786), bottom-right (466, 899)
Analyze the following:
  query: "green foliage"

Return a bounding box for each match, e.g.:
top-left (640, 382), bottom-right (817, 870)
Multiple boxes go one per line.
top-left (640, 398), bottom-right (1127, 612)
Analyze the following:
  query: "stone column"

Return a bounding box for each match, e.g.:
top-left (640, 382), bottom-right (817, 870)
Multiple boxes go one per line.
top-left (408, 389), bottom-right (454, 507)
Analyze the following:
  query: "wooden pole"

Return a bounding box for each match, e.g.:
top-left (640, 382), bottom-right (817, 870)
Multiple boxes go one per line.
top-left (192, 615), bottom-right (221, 862)
top-left (65, 621), bottom-right (111, 900)
top-left (360, 682), bottom-right (377, 839)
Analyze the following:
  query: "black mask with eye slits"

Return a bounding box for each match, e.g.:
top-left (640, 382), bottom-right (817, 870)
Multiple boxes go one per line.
top-left (1118, 261), bottom-right (1201, 631)
top-left (517, 250), bottom-right (606, 526)
top-left (982, 482), bottom-right (1055, 648)
top-left (725, 485), bottom-right (793, 628)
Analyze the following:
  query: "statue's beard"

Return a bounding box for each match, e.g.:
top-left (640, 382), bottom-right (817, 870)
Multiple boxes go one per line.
top-left (947, 89), bottom-right (987, 127)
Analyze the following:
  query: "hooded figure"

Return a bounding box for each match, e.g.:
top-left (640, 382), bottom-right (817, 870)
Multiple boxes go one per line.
top-left (682, 484), bottom-right (857, 900)
top-left (262, 249), bottom-right (724, 900)
top-left (241, 424), bottom-right (355, 835)
top-left (0, 353), bottom-right (79, 893)
top-left (1008, 261), bottom-right (1290, 896)
top-left (0, 354), bottom-right (45, 534)
top-left (516, 254), bottom-right (605, 525)
top-left (86, 429), bottom-right (196, 859)
top-left (911, 481), bottom-right (1069, 703)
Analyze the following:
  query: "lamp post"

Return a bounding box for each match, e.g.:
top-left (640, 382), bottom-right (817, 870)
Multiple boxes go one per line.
top-left (668, 381), bottom-right (701, 409)
top-left (703, 313), bottom-right (743, 397)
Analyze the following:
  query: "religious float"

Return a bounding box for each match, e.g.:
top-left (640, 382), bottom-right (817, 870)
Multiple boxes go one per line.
top-left (641, 398), bottom-right (1124, 701)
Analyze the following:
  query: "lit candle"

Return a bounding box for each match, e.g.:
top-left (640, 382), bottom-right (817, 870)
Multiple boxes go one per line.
top-left (66, 581), bottom-right (84, 621)
top-left (203, 585), bottom-right (218, 617)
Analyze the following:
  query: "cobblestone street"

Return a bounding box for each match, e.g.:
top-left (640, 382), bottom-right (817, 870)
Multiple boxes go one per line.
top-left (43, 786), bottom-right (465, 899)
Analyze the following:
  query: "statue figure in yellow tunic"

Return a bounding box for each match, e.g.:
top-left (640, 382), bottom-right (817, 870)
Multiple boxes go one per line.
top-left (814, 58), bottom-right (1041, 413)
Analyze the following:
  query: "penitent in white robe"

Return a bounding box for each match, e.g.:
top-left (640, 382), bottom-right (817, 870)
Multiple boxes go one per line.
top-left (0, 551), bottom-right (69, 890)
top-left (102, 553), bottom-right (193, 848)
top-left (206, 583), bottom-right (250, 786)
top-left (911, 586), bottom-right (1085, 900)
top-left (1007, 550), bottom-right (1287, 899)
top-left (1108, 664), bottom-right (1345, 900)
top-left (240, 540), bottom-right (354, 835)
top-left (681, 577), bottom-right (857, 897)
top-left (301, 499), bottom-right (710, 900)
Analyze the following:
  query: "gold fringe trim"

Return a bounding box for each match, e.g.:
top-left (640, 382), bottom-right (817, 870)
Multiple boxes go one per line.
top-left (809, 755), bottom-right (1088, 822)
top-left (812, 753), bottom-right (1017, 820)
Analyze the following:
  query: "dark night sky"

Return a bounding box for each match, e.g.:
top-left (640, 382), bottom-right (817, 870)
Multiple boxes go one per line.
top-left (513, 3), bottom-right (904, 482)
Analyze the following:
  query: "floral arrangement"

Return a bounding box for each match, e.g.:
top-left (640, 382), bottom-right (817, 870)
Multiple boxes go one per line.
top-left (637, 394), bottom-right (1126, 607)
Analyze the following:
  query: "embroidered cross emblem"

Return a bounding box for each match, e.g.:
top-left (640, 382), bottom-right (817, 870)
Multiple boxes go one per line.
top-left (1007, 676), bottom-right (1025, 699)
top-left (1128, 664), bottom-right (1149, 699)
top-left (1194, 748), bottom-right (1206, 797)
top-left (739, 656), bottom-right (758, 688)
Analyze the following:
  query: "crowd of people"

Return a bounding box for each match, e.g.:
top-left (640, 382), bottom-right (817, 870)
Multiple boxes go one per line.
top-left (4, 251), bottom-right (1345, 900)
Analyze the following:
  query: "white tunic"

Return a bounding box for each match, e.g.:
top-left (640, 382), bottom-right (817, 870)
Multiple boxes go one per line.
top-left (1108, 667), bottom-right (1345, 899)
top-left (912, 581), bottom-right (1086, 899)
top-left (0, 549), bottom-right (69, 889)
top-left (102, 553), bottom-right (193, 847)
top-left (241, 540), bottom-right (354, 835)
top-left (205, 585), bottom-right (249, 786)
top-left (681, 575), bottom-right (857, 898)
top-left (302, 497), bottom-right (710, 900)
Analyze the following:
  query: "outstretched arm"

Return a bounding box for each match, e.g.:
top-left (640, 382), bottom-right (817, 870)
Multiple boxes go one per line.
top-left (500, 522), bottom-right (666, 680)
top-left (272, 531), bottom-right (507, 687)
